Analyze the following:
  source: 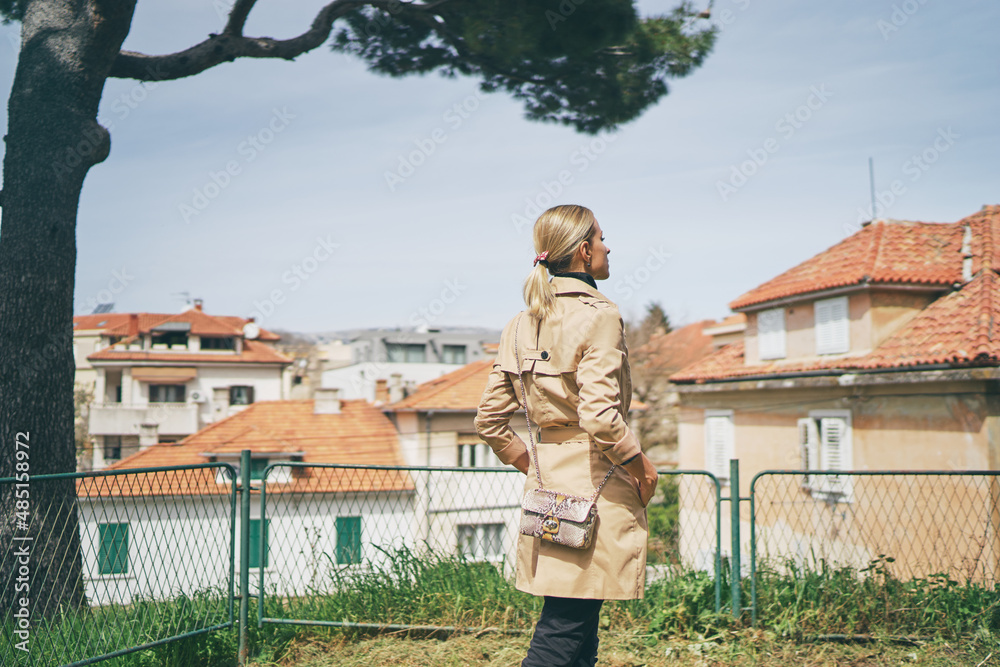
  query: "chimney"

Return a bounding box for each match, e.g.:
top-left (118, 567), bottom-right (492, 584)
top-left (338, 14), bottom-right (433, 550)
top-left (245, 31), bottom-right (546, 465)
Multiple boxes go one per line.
top-left (388, 373), bottom-right (404, 403)
top-left (138, 423), bottom-right (159, 449)
top-left (193, 299), bottom-right (204, 311)
top-left (128, 313), bottom-right (139, 337)
top-left (962, 223), bottom-right (974, 282)
top-left (374, 378), bottom-right (389, 404)
top-left (314, 387), bottom-right (341, 415)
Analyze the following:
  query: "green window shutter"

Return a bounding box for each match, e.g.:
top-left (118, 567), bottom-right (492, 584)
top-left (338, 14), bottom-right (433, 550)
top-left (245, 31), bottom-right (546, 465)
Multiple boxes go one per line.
top-left (336, 517), bottom-right (362, 565)
top-left (98, 523), bottom-right (129, 575)
top-left (249, 519), bottom-right (269, 569)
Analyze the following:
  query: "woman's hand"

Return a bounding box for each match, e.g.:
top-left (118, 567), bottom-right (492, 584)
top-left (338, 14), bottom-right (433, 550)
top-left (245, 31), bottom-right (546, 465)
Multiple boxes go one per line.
top-left (622, 453), bottom-right (658, 507)
top-left (512, 451), bottom-right (531, 475)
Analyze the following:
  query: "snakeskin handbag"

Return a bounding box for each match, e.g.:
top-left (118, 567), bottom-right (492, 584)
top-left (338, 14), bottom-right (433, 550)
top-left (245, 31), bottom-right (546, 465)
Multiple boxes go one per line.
top-left (513, 313), bottom-right (615, 550)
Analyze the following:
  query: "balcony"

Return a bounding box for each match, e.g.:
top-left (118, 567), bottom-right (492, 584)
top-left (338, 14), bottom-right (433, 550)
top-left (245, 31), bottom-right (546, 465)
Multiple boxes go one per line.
top-left (89, 403), bottom-right (200, 436)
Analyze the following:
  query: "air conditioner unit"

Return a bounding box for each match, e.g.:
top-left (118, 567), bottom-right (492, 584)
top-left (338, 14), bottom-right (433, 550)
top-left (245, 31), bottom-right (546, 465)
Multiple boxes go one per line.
top-left (189, 390), bottom-right (207, 403)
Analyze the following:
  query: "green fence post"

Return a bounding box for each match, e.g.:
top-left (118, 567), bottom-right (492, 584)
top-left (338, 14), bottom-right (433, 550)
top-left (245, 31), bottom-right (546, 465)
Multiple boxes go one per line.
top-left (239, 449), bottom-right (251, 665)
top-left (730, 458), bottom-right (742, 619)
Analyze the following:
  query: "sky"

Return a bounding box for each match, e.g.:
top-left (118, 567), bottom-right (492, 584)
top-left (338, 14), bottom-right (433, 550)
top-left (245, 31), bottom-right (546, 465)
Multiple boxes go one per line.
top-left (1, 0), bottom-right (997, 335)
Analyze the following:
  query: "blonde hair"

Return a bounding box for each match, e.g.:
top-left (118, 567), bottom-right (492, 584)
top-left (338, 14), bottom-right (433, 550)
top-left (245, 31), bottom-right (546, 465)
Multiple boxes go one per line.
top-left (523, 204), bottom-right (597, 321)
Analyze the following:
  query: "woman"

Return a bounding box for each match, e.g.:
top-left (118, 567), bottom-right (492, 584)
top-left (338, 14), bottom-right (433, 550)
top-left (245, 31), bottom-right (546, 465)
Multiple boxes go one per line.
top-left (475, 204), bottom-right (659, 667)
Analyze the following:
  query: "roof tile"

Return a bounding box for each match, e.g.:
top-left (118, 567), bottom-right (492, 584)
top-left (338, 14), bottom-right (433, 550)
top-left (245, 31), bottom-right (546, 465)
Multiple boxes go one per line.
top-left (78, 399), bottom-right (412, 497)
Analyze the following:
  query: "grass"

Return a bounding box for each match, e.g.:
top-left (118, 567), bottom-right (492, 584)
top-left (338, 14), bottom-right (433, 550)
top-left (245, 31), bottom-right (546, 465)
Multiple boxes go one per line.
top-left (5, 548), bottom-right (1000, 665)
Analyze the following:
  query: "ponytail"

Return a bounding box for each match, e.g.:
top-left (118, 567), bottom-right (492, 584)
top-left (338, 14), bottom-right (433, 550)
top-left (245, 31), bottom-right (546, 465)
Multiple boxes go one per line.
top-left (521, 204), bottom-right (596, 322)
top-left (523, 263), bottom-right (556, 321)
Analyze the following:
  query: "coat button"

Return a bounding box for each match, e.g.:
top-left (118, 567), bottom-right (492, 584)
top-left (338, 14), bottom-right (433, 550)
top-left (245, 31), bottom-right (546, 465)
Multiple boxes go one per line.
top-left (540, 351), bottom-right (549, 360)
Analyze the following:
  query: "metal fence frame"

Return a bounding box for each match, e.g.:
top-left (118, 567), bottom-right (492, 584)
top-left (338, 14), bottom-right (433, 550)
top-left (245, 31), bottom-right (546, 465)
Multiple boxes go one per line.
top-left (0, 462), bottom-right (238, 667)
top-left (254, 462), bottom-right (725, 633)
top-left (8, 454), bottom-right (1000, 665)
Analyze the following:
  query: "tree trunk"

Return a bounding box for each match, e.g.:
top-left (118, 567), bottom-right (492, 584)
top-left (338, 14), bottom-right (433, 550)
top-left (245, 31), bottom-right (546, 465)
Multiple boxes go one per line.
top-left (0, 0), bottom-right (137, 620)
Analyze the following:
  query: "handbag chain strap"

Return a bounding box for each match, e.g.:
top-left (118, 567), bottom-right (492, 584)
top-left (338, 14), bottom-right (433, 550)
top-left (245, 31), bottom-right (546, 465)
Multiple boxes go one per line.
top-left (514, 312), bottom-right (615, 502)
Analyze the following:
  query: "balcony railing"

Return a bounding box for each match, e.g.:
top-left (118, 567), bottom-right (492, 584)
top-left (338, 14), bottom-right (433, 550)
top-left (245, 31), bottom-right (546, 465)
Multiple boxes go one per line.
top-left (89, 402), bottom-right (200, 435)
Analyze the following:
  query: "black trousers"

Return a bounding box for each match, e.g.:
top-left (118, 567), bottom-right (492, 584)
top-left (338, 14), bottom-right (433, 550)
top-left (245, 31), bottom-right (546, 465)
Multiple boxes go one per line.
top-left (521, 596), bottom-right (604, 667)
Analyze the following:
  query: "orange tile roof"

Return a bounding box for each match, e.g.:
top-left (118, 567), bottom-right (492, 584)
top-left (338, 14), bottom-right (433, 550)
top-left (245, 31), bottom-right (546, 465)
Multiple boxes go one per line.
top-left (729, 220), bottom-right (963, 310)
top-left (385, 356), bottom-right (648, 412)
top-left (388, 358), bottom-right (495, 411)
top-left (633, 321), bottom-right (717, 375)
top-left (673, 206), bottom-right (1000, 383)
top-left (87, 339), bottom-right (292, 365)
top-left (74, 307), bottom-right (281, 341)
top-left (78, 399), bottom-right (413, 497)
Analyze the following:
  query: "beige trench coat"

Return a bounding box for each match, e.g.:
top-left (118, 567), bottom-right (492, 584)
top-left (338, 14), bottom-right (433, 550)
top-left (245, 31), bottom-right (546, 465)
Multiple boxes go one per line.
top-left (475, 276), bottom-right (647, 600)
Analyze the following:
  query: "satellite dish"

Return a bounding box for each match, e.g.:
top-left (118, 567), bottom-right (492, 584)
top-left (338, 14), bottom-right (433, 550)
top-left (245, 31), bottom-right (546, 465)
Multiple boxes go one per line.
top-left (243, 322), bottom-right (260, 340)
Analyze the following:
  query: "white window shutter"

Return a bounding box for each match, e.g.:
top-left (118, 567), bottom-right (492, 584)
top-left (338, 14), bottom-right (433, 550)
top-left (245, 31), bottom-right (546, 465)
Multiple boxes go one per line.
top-left (757, 308), bottom-right (786, 360)
top-left (705, 412), bottom-right (734, 481)
top-left (797, 418), bottom-right (819, 489)
top-left (816, 297), bottom-right (849, 354)
top-left (819, 416), bottom-right (852, 498)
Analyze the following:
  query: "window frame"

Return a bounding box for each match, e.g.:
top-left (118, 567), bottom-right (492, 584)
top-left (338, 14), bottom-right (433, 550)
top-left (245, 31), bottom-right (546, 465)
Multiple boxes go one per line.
top-left (457, 523), bottom-right (505, 561)
top-left (756, 308), bottom-right (786, 360)
top-left (386, 343), bottom-right (426, 363)
top-left (149, 384), bottom-right (186, 403)
top-left (229, 385), bottom-right (255, 406)
top-left (815, 296), bottom-right (850, 355)
top-left (704, 409), bottom-right (735, 483)
top-left (103, 435), bottom-right (122, 462)
top-left (457, 441), bottom-right (500, 468)
top-left (442, 344), bottom-right (467, 364)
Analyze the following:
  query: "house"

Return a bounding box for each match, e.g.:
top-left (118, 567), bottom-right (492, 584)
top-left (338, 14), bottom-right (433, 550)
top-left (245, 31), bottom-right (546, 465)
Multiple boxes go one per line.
top-left (76, 390), bottom-right (414, 605)
top-left (319, 326), bottom-right (500, 402)
top-left (76, 301), bottom-right (293, 469)
top-left (384, 358), bottom-right (526, 564)
top-left (631, 318), bottom-right (740, 465)
top-left (670, 205), bottom-right (1000, 577)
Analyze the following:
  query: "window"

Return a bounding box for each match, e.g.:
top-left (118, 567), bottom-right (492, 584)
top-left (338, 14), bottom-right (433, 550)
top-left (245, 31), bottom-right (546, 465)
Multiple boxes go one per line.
top-left (458, 524), bottom-right (504, 561)
top-left (704, 410), bottom-right (734, 482)
top-left (248, 519), bottom-right (269, 569)
top-left (336, 517), bottom-right (362, 565)
top-left (815, 296), bottom-right (849, 355)
top-left (458, 440), bottom-right (501, 468)
top-left (151, 331), bottom-right (188, 348)
top-left (201, 336), bottom-right (235, 350)
top-left (757, 308), bottom-right (786, 360)
top-left (442, 344), bottom-right (467, 364)
top-left (103, 436), bottom-right (122, 462)
top-left (149, 384), bottom-right (185, 403)
top-left (798, 410), bottom-right (852, 500)
top-left (386, 343), bottom-right (426, 363)
top-left (98, 523), bottom-right (129, 575)
top-left (229, 385), bottom-right (255, 406)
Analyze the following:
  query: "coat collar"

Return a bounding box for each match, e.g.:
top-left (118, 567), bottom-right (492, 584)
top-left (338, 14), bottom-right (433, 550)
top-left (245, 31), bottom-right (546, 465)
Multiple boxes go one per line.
top-left (550, 275), bottom-right (613, 302)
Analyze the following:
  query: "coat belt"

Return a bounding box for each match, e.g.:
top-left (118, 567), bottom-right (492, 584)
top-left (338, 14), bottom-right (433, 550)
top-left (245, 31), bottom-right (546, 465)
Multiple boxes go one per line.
top-left (537, 425), bottom-right (587, 443)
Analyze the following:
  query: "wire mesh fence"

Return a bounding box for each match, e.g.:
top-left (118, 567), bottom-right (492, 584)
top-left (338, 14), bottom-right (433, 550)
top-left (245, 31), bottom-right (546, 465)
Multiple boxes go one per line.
top-left (10, 460), bottom-right (1000, 664)
top-left (256, 465), bottom-right (724, 630)
top-left (0, 465), bottom-right (236, 666)
top-left (751, 471), bottom-right (1000, 584)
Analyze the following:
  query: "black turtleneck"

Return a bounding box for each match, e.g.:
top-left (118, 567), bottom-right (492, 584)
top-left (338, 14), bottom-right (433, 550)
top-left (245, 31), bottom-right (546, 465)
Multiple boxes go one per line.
top-left (553, 272), bottom-right (597, 290)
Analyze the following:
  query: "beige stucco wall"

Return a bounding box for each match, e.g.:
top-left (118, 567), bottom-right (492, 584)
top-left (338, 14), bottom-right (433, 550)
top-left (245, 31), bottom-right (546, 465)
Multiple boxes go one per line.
top-left (677, 380), bottom-right (1000, 581)
top-left (743, 289), bottom-right (940, 366)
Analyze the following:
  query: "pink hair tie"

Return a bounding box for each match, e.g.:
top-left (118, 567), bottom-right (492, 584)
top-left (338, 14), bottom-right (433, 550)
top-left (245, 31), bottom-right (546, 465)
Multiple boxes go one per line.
top-left (533, 251), bottom-right (550, 266)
